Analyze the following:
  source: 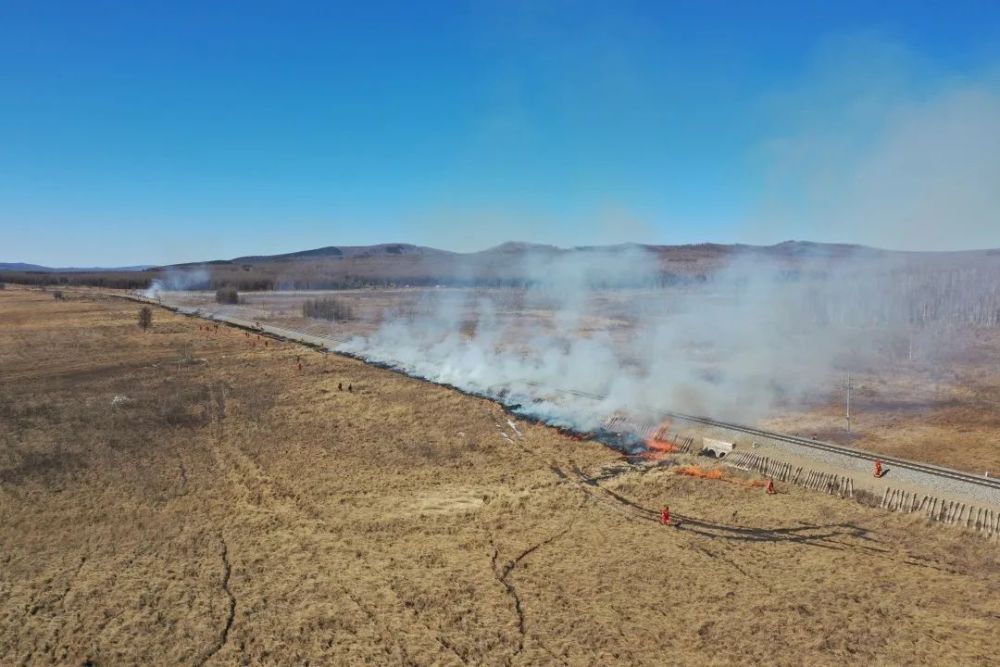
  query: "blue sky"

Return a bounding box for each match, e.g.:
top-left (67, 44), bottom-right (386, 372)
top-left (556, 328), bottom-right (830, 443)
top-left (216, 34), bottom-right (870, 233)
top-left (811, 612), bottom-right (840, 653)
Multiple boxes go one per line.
top-left (2, 1), bottom-right (999, 265)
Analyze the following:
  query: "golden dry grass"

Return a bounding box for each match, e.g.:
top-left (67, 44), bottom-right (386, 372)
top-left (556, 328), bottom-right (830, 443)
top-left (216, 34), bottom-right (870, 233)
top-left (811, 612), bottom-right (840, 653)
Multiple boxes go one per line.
top-left (1, 287), bottom-right (998, 666)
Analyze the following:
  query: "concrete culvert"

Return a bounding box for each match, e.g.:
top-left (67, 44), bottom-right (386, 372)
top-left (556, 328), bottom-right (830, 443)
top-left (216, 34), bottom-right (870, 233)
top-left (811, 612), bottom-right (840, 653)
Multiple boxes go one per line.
top-left (700, 437), bottom-right (734, 459)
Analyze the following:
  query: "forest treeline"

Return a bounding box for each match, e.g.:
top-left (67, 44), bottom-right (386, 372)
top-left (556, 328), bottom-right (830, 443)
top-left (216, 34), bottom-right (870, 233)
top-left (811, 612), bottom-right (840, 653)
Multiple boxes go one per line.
top-left (0, 270), bottom-right (707, 291)
top-left (3, 263), bottom-right (998, 328)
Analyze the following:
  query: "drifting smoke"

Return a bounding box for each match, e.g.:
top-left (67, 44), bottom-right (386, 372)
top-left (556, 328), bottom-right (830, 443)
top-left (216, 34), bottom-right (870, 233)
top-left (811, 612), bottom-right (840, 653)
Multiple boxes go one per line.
top-left (751, 35), bottom-right (1000, 250)
top-left (337, 245), bottom-right (997, 436)
top-left (142, 267), bottom-right (210, 298)
top-left (336, 38), bottom-right (1000, 439)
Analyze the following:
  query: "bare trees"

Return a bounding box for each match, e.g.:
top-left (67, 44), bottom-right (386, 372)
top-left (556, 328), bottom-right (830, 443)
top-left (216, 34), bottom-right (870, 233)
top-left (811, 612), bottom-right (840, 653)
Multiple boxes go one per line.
top-left (303, 297), bottom-right (355, 321)
top-left (216, 287), bottom-right (239, 305)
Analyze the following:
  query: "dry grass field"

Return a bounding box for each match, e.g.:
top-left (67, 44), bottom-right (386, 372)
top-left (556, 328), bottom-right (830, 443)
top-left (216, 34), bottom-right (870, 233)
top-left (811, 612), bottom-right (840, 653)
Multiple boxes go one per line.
top-left (1, 287), bottom-right (998, 666)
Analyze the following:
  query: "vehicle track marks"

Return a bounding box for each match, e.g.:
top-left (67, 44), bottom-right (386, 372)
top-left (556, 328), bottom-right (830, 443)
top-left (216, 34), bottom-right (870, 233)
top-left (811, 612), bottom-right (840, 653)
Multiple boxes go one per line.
top-left (196, 533), bottom-right (236, 666)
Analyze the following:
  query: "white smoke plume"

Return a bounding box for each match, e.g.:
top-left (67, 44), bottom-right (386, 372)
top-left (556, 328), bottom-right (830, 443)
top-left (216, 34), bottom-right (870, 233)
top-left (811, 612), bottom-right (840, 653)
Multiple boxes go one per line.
top-left (142, 267), bottom-right (210, 298)
top-left (336, 245), bottom-right (992, 443)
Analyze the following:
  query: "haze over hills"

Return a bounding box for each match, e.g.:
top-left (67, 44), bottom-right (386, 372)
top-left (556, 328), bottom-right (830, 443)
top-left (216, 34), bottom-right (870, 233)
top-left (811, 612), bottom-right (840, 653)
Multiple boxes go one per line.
top-left (0, 262), bottom-right (153, 273)
top-left (8, 240), bottom-right (1000, 272)
top-left (2, 240), bottom-right (998, 292)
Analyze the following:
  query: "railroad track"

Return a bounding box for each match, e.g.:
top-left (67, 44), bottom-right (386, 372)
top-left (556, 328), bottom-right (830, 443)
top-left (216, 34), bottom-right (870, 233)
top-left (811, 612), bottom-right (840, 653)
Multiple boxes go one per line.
top-left (557, 385), bottom-right (999, 493)
top-left (114, 290), bottom-right (1000, 495)
top-left (659, 409), bottom-right (1000, 492)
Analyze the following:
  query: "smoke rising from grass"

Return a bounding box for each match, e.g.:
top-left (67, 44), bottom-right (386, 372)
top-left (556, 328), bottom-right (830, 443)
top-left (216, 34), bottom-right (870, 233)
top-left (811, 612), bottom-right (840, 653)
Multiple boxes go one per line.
top-left (337, 245), bottom-right (996, 434)
top-left (143, 268), bottom-right (210, 298)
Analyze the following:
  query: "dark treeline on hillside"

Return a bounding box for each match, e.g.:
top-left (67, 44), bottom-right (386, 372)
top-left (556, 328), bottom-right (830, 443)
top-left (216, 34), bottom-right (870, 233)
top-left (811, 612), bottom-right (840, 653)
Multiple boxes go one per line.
top-left (0, 271), bottom-right (153, 289)
top-left (275, 271), bottom-right (707, 290)
top-left (0, 270), bottom-right (707, 291)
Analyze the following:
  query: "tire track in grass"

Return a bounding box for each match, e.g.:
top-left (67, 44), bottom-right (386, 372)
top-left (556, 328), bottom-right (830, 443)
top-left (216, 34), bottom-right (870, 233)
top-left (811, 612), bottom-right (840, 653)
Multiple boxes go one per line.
top-left (196, 533), bottom-right (236, 666)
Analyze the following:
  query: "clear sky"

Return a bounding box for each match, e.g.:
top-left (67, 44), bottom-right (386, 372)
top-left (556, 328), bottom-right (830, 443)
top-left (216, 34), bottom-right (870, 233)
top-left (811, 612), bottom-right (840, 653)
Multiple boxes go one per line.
top-left (2, 1), bottom-right (999, 266)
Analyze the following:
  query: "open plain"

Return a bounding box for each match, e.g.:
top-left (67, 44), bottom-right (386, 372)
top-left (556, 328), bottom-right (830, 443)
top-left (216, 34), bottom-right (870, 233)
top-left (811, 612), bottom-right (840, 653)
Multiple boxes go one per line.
top-left (1, 286), bottom-right (998, 665)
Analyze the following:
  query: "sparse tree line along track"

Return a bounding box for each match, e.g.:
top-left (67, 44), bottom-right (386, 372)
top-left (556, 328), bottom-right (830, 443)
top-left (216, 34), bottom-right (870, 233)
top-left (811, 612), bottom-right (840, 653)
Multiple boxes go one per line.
top-left (114, 290), bottom-right (1000, 501)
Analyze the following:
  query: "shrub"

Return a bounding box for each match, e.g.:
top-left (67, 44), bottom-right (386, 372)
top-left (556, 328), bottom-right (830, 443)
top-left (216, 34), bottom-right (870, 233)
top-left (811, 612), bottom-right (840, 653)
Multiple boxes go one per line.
top-left (216, 287), bottom-right (239, 305)
top-left (138, 306), bottom-right (153, 330)
top-left (52, 290), bottom-right (64, 300)
top-left (0, 282), bottom-right (5, 290)
top-left (303, 296), bottom-right (355, 321)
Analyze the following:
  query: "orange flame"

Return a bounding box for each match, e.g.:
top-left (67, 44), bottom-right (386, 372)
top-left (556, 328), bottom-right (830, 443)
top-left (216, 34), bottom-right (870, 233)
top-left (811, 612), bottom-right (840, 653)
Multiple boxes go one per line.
top-left (640, 420), bottom-right (678, 460)
top-left (673, 465), bottom-right (726, 480)
top-left (673, 465), bottom-right (769, 489)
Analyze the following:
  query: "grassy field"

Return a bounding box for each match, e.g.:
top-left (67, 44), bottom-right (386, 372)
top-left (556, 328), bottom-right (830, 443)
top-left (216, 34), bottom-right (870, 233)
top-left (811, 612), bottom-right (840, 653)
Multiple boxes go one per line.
top-left (1, 287), bottom-right (997, 666)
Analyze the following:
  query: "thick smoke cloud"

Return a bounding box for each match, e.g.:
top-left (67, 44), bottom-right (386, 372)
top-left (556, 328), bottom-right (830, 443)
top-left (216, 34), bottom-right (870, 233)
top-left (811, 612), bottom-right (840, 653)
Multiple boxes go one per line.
top-left (337, 245), bottom-right (979, 435)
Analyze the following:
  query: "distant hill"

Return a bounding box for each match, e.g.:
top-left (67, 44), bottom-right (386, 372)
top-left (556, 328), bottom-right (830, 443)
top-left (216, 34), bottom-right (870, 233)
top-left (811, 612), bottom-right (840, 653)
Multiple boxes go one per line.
top-left (3, 240), bottom-right (998, 291)
top-left (230, 243), bottom-right (456, 264)
top-left (0, 262), bottom-right (152, 272)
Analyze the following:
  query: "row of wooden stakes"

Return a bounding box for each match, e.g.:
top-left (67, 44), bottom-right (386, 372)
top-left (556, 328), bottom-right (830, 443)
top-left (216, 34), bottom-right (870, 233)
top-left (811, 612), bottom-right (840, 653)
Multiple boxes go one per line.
top-left (726, 451), bottom-right (855, 498)
top-left (662, 434), bottom-right (696, 454)
top-left (723, 450), bottom-right (997, 538)
top-left (725, 452), bottom-right (800, 484)
top-left (880, 487), bottom-right (999, 538)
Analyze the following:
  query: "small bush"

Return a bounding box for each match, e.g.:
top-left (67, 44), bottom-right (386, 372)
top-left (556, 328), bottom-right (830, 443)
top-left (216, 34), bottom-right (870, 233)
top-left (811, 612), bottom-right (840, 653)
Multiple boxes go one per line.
top-left (216, 287), bottom-right (239, 305)
top-left (303, 296), bottom-right (355, 321)
top-left (0, 282), bottom-right (6, 290)
top-left (138, 306), bottom-right (153, 331)
top-left (52, 290), bottom-right (64, 300)
top-left (157, 386), bottom-right (212, 427)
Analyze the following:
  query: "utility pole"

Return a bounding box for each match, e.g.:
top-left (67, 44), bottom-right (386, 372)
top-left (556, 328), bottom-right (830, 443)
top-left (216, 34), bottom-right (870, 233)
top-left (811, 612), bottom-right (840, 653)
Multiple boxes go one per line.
top-left (846, 372), bottom-right (852, 434)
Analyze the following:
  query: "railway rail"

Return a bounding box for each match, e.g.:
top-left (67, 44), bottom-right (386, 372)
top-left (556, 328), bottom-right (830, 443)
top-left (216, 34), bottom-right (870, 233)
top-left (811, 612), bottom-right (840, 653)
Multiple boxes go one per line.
top-left (557, 387), bottom-right (1000, 493)
top-left (659, 410), bottom-right (1000, 492)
